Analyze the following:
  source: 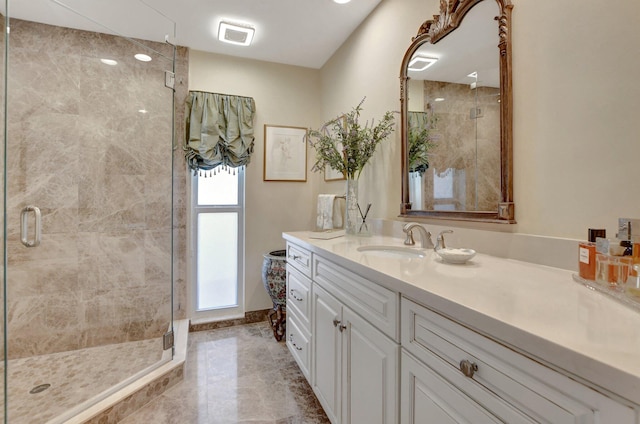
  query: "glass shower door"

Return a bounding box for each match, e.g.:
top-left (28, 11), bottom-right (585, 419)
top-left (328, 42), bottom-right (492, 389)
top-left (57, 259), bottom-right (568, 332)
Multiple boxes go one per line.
top-left (0, 1), bottom-right (7, 423)
top-left (3, 1), bottom-right (176, 422)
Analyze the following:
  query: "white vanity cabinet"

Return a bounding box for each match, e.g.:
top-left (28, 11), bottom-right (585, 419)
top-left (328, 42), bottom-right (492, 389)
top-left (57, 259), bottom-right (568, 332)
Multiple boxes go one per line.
top-left (401, 297), bottom-right (637, 424)
top-left (283, 233), bottom-right (640, 424)
top-left (286, 241), bottom-right (400, 424)
top-left (285, 245), bottom-right (313, 380)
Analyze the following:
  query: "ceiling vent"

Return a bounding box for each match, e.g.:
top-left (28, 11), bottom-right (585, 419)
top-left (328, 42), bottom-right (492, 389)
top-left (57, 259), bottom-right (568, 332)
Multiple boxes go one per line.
top-left (218, 21), bottom-right (255, 46)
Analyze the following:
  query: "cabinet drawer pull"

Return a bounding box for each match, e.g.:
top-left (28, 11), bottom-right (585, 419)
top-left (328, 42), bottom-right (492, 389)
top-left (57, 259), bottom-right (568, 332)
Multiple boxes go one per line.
top-left (459, 360), bottom-right (478, 378)
top-left (289, 334), bottom-right (303, 351)
top-left (289, 254), bottom-right (301, 260)
top-left (290, 289), bottom-right (303, 301)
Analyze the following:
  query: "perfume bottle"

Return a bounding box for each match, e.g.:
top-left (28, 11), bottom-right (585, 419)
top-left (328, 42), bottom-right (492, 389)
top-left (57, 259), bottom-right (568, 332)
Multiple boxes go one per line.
top-left (626, 264), bottom-right (640, 300)
top-left (578, 228), bottom-right (605, 281)
top-left (632, 239), bottom-right (640, 278)
top-left (595, 253), bottom-right (631, 289)
top-left (617, 218), bottom-right (640, 278)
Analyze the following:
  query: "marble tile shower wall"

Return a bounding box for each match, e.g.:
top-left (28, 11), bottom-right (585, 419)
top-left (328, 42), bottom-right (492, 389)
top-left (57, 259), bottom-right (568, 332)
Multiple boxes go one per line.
top-left (172, 43), bottom-right (189, 328)
top-left (421, 80), bottom-right (501, 211)
top-left (5, 19), bottom-right (189, 359)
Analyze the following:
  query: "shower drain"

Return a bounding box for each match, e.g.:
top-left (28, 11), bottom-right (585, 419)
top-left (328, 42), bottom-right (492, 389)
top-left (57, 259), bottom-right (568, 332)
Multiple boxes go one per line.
top-left (29, 384), bottom-right (51, 394)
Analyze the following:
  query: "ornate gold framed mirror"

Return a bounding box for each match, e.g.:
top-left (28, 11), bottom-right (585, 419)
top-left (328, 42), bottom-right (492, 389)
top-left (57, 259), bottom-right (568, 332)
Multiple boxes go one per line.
top-left (399, 0), bottom-right (515, 223)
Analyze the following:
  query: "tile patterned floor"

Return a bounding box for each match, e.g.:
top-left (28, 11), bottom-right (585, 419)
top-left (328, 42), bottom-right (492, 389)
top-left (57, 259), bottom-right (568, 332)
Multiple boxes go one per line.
top-left (2, 338), bottom-right (162, 423)
top-left (120, 321), bottom-right (330, 424)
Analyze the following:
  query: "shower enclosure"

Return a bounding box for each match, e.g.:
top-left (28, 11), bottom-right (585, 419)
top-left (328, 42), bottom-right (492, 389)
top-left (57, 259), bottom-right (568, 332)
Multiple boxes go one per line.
top-left (0, 0), bottom-right (178, 422)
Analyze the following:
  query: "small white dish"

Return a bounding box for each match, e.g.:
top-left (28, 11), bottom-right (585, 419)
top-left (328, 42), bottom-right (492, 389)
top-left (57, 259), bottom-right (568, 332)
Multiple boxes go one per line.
top-left (435, 247), bottom-right (476, 264)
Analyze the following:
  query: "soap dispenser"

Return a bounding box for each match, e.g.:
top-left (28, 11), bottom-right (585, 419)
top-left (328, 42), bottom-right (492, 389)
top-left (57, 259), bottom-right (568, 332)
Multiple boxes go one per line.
top-left (433, 230), bottom-right (476, 264)
top-left (435, 230), bottom-right (453, 252)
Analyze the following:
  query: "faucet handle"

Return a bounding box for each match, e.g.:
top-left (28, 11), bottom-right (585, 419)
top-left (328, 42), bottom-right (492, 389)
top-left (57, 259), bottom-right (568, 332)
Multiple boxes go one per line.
top-left (404, 230), bottom-right (415, 246)
top-left (402, 222), bottom-right (416, 246)
top-left (436, 230), bottom-right (454, 250)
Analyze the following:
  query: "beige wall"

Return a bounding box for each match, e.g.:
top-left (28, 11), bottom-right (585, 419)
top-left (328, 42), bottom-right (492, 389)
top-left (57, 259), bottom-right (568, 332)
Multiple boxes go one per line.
top-left (512, 0), bottom-right (640, 238)
top-left (188, 50), bottom-right (322, 313)
top-left (319, 0), bottom-right (435, 221)
top-left (320, 0), bottom-right (640, 240)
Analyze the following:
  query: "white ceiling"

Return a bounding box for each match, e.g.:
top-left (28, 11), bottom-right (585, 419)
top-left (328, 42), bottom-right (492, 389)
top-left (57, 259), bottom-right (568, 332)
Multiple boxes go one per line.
top-left (9, 0), bottom-right (382, 69)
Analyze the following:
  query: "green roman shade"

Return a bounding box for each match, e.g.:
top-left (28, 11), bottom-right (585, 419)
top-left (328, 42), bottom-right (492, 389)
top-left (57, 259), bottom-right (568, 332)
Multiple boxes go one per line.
top-left (184, 91), bottom-right (256, 172)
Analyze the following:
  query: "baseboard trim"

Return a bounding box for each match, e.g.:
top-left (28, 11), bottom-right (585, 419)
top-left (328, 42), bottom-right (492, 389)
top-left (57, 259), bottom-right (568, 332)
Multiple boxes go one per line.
top-left (189, 309), bottom-right (271, 333)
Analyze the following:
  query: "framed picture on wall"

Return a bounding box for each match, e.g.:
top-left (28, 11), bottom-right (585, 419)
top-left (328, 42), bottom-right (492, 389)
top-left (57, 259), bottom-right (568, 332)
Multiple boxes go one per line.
top-left (263, 125), bottom-right (308, 182)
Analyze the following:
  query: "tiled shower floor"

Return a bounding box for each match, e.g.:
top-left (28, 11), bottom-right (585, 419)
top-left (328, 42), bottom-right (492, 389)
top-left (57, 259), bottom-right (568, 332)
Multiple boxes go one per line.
top-left (121, 321), bottom-right (330, 423)
top-left (2, 337), bottom-right (163, 423)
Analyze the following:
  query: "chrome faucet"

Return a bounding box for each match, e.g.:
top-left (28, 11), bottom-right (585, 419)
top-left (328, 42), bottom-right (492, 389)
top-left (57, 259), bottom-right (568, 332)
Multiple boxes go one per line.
top-left (402, 223), bottom-right (434, 249)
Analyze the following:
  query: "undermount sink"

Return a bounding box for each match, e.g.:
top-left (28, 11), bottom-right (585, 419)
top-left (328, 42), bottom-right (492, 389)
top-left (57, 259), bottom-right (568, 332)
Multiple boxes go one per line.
top-left (357, 245), bottom-right (427, 258)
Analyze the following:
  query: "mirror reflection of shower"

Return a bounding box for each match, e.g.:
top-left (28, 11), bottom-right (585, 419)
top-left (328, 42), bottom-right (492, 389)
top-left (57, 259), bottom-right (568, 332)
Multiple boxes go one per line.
top-left (407, 67), bottom-right (501, 212)
top-left (469, 71), bottom-right (479, 211)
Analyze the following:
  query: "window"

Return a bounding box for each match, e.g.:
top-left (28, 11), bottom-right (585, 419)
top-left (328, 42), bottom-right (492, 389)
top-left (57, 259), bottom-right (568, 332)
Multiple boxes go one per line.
top-left (190, 165), bottom-right (244, 322)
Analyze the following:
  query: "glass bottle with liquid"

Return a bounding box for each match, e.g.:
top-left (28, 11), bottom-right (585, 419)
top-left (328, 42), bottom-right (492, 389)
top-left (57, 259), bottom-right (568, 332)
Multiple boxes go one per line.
top-left (631, 240), bottom-right (640, 278)
top-left (578, 228), bottom-right (606, 280)
top-left (626, 264), bottom-right (640, 300)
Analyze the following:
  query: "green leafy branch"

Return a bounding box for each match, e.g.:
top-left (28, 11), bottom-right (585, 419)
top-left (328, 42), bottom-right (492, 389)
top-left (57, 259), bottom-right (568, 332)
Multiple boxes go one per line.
top-left (307, 98), bottom-right (395, 180)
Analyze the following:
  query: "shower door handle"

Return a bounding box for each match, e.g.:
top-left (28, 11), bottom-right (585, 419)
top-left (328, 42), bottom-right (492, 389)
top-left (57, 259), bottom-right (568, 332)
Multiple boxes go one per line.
top-left (20, 205), bottom-right (41, 247)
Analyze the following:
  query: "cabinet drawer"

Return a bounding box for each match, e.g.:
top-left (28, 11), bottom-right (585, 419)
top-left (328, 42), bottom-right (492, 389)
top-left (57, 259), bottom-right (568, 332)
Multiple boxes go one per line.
top-left (314, 255), bottom-right (399, 341)
top-left (286, 243), bottom-right (312, 278)
top-left (286, 265), bottom-right (311, 330)
top-left (402, 297), bottom-right (635, 424)
top-left (401, 350), bottom-right (509, 424)
top-left (287, 312), bottom-right (311, 381)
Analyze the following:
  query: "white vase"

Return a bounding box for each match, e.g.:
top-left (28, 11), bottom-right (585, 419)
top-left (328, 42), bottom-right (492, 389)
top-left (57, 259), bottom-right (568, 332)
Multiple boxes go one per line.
top-left (345, 177), bottom-right (359, 235)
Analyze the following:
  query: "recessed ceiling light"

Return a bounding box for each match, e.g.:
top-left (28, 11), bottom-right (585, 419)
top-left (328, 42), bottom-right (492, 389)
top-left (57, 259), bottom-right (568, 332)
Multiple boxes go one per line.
top-left (408, 56), bottom-right (438, 72)
top-left (100, 58), bottom-right (118, 66)
top-left (218, 21), bottom-right (255, 46)
top-left (434, 98), bottom-right (445, 102)
top-left (138, 109), bottom-right (148, 114)
top-left (134, 53), bottom-right (152, 62)
top-left (333, 0), bottom-right (352, 3)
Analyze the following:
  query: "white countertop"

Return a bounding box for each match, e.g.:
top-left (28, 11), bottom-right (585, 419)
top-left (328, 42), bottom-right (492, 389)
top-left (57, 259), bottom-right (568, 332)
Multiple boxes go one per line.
top-left (283, 231), bottom-right (640, 405)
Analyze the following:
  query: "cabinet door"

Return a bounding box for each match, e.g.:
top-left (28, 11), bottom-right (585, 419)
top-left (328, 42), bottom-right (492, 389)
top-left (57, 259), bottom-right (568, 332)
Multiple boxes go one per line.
top-left (401, 351), bottom-right (502, 424)
top-left (342, 307), bottom-right (399, 424)
top-left (312, 283), bottom-right (342, 424)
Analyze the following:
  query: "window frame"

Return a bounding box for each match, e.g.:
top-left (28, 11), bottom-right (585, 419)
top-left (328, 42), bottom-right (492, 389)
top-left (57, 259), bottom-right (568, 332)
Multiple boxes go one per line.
top-left (188, 166), bottom-right (245, 323)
